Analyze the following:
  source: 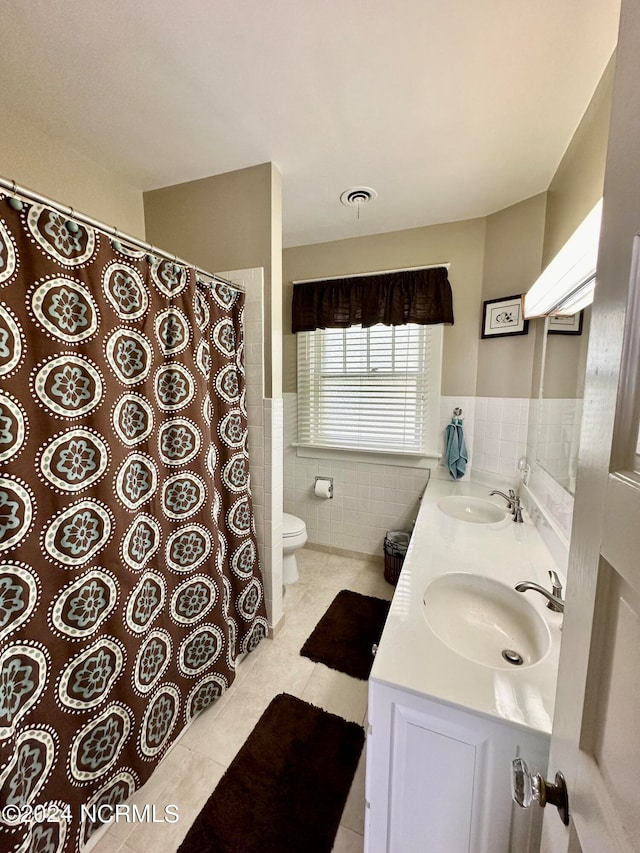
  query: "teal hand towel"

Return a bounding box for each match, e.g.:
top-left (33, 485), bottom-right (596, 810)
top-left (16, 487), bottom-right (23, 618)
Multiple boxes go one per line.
top-left (445, 418), bottom-right (468, 480)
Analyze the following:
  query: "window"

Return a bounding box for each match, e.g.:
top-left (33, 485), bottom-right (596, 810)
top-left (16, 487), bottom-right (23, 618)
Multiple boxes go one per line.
top-left (297, 322), bottom-right (442, 456)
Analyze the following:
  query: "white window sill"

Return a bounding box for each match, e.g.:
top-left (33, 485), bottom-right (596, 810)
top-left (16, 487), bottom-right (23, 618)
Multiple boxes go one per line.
top-left (292, 442), bottom-right (442, 469)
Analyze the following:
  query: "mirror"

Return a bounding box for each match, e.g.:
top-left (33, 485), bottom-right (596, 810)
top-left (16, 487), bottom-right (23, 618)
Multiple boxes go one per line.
top-left (536, 307), bottom-right (591, 495)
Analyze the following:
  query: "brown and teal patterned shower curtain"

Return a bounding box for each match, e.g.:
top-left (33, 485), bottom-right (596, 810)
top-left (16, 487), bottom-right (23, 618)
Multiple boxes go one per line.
top-left (0, 196), bottom-right (267, 852)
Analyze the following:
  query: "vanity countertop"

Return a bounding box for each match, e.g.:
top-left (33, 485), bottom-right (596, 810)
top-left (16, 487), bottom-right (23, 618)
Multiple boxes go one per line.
top-left (370, 478), bottom-right (562, 735)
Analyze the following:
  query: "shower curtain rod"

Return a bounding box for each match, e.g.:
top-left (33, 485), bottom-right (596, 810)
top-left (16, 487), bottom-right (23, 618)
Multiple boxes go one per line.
top-left (292, 262), bottom-right (451, 285)
top-left (0, 176), bottom-right (244, 293)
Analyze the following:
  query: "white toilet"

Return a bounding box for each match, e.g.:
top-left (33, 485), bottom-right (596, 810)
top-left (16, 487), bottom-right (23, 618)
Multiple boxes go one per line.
top-left (282, 512), bottom-right (307, 584)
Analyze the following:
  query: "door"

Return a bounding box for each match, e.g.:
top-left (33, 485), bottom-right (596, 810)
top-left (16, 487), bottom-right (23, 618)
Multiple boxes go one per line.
top-left (540, 2), bottom-right (640, 849)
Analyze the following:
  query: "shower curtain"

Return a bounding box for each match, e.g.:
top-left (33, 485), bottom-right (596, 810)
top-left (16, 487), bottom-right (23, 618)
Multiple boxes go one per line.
top-left (0, 196), bottom-right (267, 852)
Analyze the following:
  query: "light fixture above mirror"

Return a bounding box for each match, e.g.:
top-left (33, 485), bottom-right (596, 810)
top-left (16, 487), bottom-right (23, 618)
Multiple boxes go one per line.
top-left (524, 199), bottom-right (603, 317)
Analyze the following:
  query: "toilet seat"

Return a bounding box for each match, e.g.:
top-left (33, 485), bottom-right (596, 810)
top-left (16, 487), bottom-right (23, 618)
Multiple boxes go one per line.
top-left (283, 512), bottom-right (306, 538)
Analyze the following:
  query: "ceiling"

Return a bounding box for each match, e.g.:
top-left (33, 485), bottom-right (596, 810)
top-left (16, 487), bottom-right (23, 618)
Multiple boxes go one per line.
top-left (0, 1), bottom-right (621, 248)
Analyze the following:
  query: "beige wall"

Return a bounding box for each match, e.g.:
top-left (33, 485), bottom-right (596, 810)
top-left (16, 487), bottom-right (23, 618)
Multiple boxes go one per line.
top-left (282, 218), bottom-right (486, 396)
top-left (543, 307), bottom-right (592, 398)
top-left (144, 163), bottom-right (283, 397)
top-left (270, 168), bottom-right (283, 399)
top-left (0, 59), bottom-right (611, 408)
top-left (282, 195), bottom-right (548, 402)
top-left (542, 55), bottom-right (615, 266)
top-left (477, 193), bottom-right (547, 398)
top-left (0, 106), bottom-right (145, 238)
top-left (283, 59), bottom-right (614, 404)
top-left (534, 56), bottom-right (614, 402)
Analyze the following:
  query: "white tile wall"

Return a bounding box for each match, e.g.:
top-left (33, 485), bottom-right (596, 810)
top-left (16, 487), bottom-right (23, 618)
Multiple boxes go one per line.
top-left (283, 394), bottom-right (429, 557)
top-left (283, 393), bottom-right (533, 557)
top-left (470, 396), bottom-right (530, 479)
top-left (536, 398), bottom-right (582, 492)
top-left (524, 398), bottom-right (575, 543)
top-left (527, 462), bottom-right (574, 542)
top-left (435, 396), bottom-right (529, 483)
top-left (438, 391), bottom-right (574, 575)
top-left (263, 397), bottom-right (284, 624)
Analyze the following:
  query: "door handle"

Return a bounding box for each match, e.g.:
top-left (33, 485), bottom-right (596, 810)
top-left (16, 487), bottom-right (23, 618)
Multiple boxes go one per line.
top-left (511, 757), bottom-right (569, 826)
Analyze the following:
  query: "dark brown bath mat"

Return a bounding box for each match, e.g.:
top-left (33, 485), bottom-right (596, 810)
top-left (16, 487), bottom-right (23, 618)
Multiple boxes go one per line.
top-left (300, 589), bottom-right (391, 679)
top-left (177, 692), bottom-right (364, 853)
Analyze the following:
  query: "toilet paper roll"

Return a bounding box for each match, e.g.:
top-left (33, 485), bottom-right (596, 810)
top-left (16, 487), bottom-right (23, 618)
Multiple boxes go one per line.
top-left (314, 478), bottom-right (333, 499)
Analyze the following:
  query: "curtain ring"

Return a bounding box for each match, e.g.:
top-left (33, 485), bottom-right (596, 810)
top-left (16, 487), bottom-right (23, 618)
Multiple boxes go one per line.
top-left (7, 180), bottom-right (24, 211)
top-left (111, 228), bottom-right (122, 252)
top-left (66, 207), bottom-right (80, 234)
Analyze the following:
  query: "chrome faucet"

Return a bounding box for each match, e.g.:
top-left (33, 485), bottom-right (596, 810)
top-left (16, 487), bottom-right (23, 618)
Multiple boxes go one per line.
top-left (489, 489), bottom-right (515, 506)
top-left (511, 496), bottom-right (523, 523)
top-left (515, 571), bottom-right (564, 612)
top-left (489, 489), bottom-right (523, 523)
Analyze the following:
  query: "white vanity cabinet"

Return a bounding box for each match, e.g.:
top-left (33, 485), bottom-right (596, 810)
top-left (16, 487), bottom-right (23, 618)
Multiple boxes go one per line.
top-left (365, 680), bottom-right (550, 853)
top-left (365, 480), bottom-right (561, 852)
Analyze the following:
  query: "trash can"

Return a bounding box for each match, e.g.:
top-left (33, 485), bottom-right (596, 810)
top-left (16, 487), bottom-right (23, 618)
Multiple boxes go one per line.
top-left (383, 530), bottom-right (411, 586)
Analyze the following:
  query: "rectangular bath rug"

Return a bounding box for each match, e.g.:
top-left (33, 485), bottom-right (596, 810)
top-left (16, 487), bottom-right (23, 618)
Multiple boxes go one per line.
top-left (300, 589), bottom-right (391, 680)
top-left (178, 692), bottom-right (364, 853)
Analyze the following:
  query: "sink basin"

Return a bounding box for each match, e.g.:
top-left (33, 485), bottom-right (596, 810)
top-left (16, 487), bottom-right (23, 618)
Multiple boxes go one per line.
top-left (438, 495), bottom-right (505, 524)
top-left (422, 573), bottom-right (551, 668)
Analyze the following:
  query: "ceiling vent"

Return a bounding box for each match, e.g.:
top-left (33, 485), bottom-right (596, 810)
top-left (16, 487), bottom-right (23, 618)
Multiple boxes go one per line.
top-left (339, 187), bottom-right (378, 207)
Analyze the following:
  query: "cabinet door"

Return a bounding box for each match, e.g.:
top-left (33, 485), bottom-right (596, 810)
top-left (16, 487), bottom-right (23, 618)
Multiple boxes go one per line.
top-left (388, 702), bottom-right (484, 852)
top-left (384, 696), bottom-right (547, 853)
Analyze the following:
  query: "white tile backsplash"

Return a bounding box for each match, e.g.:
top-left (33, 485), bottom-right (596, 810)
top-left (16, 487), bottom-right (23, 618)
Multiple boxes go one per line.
top-left (282, 390), bottom-right (577, 559)
top-left (283, 394), bottom-right (428, 556)
top-left (467, 396), bottom-right (529, 480)
top-left (523, 397), bottom-right (575, 543)
top-left (527, 462), bottom-right (574, 543)
top-left (283, 392), bottom-right (528, 557)
top-left (536, 398), bottom-right (582, 493)
top-left (436, 395), bottom-right (529, 483)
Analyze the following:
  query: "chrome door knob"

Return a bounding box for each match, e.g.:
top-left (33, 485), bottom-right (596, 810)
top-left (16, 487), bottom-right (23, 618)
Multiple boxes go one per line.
top-left (511, 757), bottom-right (569, 826)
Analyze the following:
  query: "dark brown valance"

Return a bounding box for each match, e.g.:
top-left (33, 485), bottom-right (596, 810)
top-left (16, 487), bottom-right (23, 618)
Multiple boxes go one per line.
top-left (291, 267), bottom-right (454, 332)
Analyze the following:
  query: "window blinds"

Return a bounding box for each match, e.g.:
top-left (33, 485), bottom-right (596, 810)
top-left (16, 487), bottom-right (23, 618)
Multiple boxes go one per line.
top-left (297, 323), bottom-right (442, 454)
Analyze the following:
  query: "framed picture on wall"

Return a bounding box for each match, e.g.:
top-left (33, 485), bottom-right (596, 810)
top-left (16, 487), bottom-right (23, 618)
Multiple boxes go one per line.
top-left (548, 311), bottom-right (583, 335)
top-left (481, 295), bottom-right (529, 339)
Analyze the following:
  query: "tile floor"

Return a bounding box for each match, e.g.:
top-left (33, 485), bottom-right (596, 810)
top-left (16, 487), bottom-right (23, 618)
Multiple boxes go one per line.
top-left (89, 548), bottom-right (393, 853)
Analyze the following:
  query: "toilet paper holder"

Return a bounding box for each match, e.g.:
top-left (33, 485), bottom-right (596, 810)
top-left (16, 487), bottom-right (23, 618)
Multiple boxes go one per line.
top-left (314, 476), bottom-right (334, 499)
